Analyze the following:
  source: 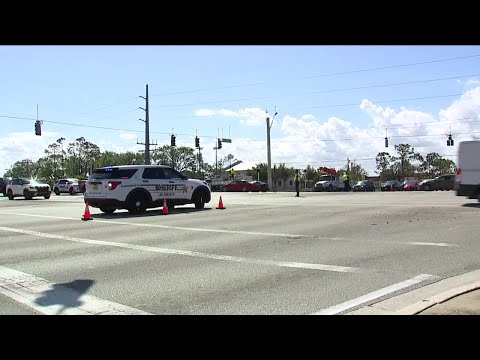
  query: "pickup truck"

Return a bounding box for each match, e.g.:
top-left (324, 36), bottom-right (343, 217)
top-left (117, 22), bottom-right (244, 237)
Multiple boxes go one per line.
top-left (314, 175), bottom-right (346, 192)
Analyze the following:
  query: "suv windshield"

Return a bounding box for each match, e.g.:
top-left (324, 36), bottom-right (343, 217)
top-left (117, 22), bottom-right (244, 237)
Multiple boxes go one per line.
top-left (319, 176), bottom-right (332, 181)
top-left (90, 168), bottom-right (138, 179)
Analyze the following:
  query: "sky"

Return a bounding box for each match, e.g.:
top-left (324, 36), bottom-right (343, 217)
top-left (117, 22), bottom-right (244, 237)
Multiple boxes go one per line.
top-left (1, 45), bottom-right (480, 177)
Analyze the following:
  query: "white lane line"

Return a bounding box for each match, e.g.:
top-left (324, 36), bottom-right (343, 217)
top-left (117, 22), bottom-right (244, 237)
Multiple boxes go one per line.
top-left (402, 242), bottom-right (459, 247)
top-left (0, 211), bottom-right (343, 240)
top-left (0, 226), bottom-right (360, 273)
top-left (311, 274), bottom-right (438, 315)
top-left (0, 265), bottom-right (151, 315)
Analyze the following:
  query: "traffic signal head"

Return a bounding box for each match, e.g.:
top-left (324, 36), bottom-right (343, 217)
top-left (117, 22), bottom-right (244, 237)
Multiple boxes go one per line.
top-left (195, 136), bottom-right (200, 148)
top-left (447, 135), bottom-right (454, 146)
top-left (217, 138), bottom-right (222, 149)
top-left (384, 137), bottom-right (388, 148)
top-left (171, 134), bottom-right (176, 147)
top-left (35, 120), bottom-right (41, 136)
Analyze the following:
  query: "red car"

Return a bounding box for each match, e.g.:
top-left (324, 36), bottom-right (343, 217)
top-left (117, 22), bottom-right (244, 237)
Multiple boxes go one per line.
top-left (224, 180), bottom-right (265, 192)
top-left (403, 180), bottom-right (419, 191)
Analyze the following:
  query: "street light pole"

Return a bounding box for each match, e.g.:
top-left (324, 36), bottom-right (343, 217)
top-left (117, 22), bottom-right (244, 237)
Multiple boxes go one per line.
top-left (266, 107), bottom-right (277, 191)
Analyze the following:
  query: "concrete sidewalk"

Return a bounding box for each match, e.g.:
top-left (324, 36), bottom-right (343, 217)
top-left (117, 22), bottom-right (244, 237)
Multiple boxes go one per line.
top-left (348, 269), bottom-right (480, 315)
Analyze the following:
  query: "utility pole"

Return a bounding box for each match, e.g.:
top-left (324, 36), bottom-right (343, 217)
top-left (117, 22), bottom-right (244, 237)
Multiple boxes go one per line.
top-left (138, 84), bottom-right (156, 165)
top-left (266, 107), bottom-right (278, 191)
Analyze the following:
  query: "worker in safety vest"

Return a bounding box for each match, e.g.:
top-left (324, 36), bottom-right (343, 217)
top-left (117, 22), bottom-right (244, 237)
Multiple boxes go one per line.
top-left (294, 169), bottom-right (301, 197)
top-left (229, 168), bottom-right (235, 181)
top-left (343, 172), bottom-right (350, 192)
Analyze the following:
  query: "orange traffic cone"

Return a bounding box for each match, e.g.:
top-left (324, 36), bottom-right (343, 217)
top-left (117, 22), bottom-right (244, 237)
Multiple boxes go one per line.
top-left (81, 202), bottom-right (93, 221)
top-left (161, 198), bottom-right (168, 215)
top-left (216, 196), bottom-right (226, 210)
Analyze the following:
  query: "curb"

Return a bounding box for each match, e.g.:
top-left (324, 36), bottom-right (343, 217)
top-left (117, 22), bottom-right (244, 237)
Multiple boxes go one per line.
top-left (396, 282), bottom-right (480, 315)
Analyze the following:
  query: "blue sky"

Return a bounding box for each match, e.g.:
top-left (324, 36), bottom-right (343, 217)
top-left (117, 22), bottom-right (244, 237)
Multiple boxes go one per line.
top-left (1, 45), bottom-right (480, 176)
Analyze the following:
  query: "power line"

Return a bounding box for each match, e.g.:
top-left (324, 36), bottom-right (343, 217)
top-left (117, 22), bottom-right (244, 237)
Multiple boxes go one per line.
top-left (150, 96), bottom-right (270, 108)
top-left (303, 54), bottom-right (480, 79)
top-left (304, 73), bottom-right (480, 95)
top-left (303, 94), bottom-right (463, 110)
top-left (150, 82), bottom-right (265, 96)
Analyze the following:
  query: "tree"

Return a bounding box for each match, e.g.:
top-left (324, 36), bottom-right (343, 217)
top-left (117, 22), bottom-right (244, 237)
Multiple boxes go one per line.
top-left (276, 163), bottom-right (294, 189)
top-left (6, 159), bottom-right (35, 178)
top-left (304, 165), bottom-right (319, 184)
top-left (375, 152), bottom-right (392, 181)
top-left (349, 162), bottom-right (368, 182)
top-left (393, 144), bottom-right (423, 179)
top-left (246, 163), bottom-right (268, 182)
top-left (421, 152), bottom-right (456, 177)
top-left (152, 145), bottom-right (196, 173)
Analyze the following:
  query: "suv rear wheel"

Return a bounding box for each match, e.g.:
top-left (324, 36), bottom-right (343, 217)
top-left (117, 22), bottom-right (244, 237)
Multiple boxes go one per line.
top-left (7, 190), bottom-right (14, 200)
top-left (69, 187), bottom-right (75, 195)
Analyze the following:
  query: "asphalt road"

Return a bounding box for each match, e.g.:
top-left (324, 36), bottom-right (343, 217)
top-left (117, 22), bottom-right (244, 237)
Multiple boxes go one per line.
top-left (0, 190), bottom-right (478, 315)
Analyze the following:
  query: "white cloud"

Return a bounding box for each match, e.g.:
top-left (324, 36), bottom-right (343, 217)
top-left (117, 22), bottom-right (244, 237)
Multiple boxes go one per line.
top-left (119, 132), bottom-right (138, 141)
top-left (457, 77), bottom-right (480, 88)
top-left (0, 131), bottom-right (58, 175)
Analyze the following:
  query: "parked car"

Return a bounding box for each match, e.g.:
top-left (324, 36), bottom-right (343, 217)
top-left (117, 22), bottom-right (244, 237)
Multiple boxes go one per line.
top-left (403, 179), bottom-right (419, 191)
top-left (53, 178), bottom-right (82, 195)
top-left (249, 181), bottom-right (268, 192)
top-left (417, 174), bottom-right (455, 191)
top-left (380, 180), bottom-right (403, 191)
top-left (352, 180), bottom-right (375, 192)
top-left (6, 178), bottom-right (51, 200)
top-left (224, 180), bottom-right (262, 192)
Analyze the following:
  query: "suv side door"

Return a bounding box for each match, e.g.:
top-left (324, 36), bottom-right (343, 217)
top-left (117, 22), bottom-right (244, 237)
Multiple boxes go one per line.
top-left (162, 167), bottom-right (192, 199)
top-left (10, 178), bottom-right (23, 195)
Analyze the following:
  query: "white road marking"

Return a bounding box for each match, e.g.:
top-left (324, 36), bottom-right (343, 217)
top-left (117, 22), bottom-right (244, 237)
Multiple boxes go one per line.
top-left (402, 242), bottom-right (459, 247)
top-left (0, 226), bottom-right (360, 273)
top-left (311, 273), bottom-right (438, 315)
top-left (0, 211), bottom-right (345, 240)
top-left (0, 265), bottom-right (151, 315)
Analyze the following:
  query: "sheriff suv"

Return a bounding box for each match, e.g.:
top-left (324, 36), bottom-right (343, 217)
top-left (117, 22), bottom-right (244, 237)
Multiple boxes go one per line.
top-left (53, 178), bottom-right (81, 195)
top-left (6, 178), bottom-right (51, 200)
top-left (84, 165), bottom-right (211, 214)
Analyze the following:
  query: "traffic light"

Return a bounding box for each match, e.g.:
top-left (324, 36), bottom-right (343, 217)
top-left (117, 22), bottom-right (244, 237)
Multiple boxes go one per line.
top-left (195, 136), bottom-right (200, 148)
top-left (35, 120), bottom-right (41, 136)
top-left (171, 134), bottom-right (176, 147)
top-left (217, 138), bottom-right (222, 149)
top-left (447, 135), bottom-right (454, 146)
top-left (384, 137), bottom-right (388, 148)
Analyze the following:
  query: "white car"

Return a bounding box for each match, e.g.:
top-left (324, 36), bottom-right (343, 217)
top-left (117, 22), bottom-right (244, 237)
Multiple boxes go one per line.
top-left (53, 178), bottom-right (81, 195)
top-left (6, 178), bottom-right (51, 200)
top-left (84, 165), bottom-right (212, 214)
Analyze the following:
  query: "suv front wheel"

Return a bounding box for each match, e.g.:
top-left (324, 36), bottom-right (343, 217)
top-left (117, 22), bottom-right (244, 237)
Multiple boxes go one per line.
top-left (54, 188), bottom-right (60, 195)
top-left (193, 191), bottom-right (206, 209)
top-left (7, 190), bottom-right (14, 200)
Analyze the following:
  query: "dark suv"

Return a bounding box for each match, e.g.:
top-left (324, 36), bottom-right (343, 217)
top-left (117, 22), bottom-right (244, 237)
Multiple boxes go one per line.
top-left (0, 177), bottom-right (8, 196)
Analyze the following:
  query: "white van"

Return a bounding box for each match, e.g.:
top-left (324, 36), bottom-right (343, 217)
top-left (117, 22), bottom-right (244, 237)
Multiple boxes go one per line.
top-left (455, 141), bottom-right (480, 202)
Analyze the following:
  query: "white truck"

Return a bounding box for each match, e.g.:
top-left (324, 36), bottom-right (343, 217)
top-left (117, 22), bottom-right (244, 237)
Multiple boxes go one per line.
top-left (313, 174), bottom-right (346, 192)
top-left (455, 140), bottom-right (480, 202)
